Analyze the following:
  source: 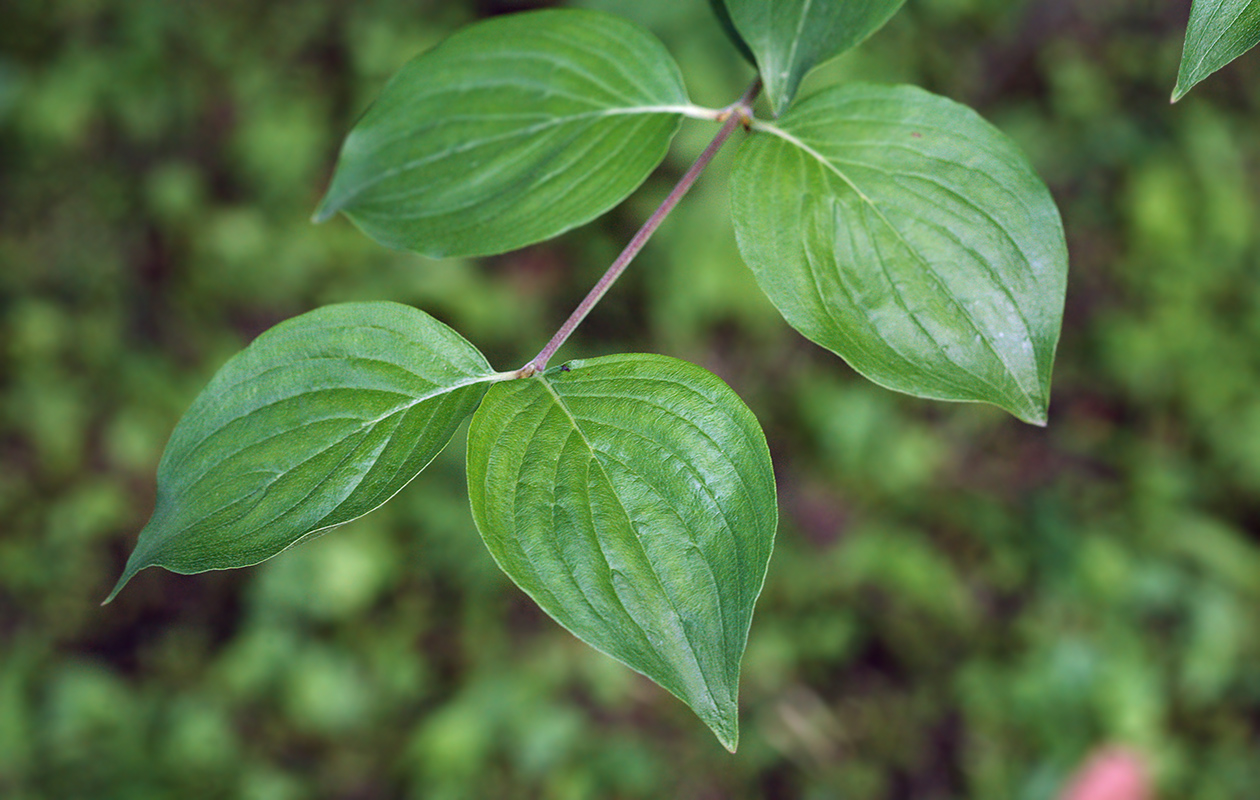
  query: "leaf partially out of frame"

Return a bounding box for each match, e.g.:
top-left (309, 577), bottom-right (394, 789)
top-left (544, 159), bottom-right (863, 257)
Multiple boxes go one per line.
top-left (314, 9), bottom-right (692, 258)
top-left (707, 0), bottom-right (756, 66)
top-left (106, 302), bottom-right (499, 602)
top-left (1173, 0), bottom-right (1260, 101)
top-left (721, 0), bottom-right (908, 115)
top-left (466, 355), bottom-right (777, 751)
top-left (731, 83), bottom-right (1067, 425)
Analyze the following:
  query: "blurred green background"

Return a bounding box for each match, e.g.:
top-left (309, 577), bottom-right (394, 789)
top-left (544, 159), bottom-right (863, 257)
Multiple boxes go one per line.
top-left (2, 0), bottom-right (1259, 797)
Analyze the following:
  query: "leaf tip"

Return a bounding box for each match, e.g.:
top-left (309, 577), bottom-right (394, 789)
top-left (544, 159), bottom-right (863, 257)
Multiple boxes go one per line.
top-left (311, 201), bottom-right (337, 225)
top-left (1170, 85), bottom-right (1187, 104)
top-left (708, 711), bottom-right (740, 753)
top-left (1023, 405), bottom-right (1049, 428)
top-left (1008, 388), bottom-right (1050, 427)
top-left (103, 535), bottom-right (159, 605)
top-left (101, 567), bottom-right (137, 606)
top-left (312, 183), bottom-right (349, 223)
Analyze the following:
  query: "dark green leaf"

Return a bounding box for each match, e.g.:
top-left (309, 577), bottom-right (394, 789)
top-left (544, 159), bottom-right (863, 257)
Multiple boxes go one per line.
top-left (314, 9), bottom-right (693, 257)
top-left (730, 84), bottom-right (1067, 425)
top-left (106, 302), bottom-right (499, 602)
top-left (721, 0), bottom-right (907, 115)
top-left (1173, 0), bottom-right (1260, 101)
top-left (466, 355), bottom-right (777, 751)
top-left (707, 0), bottom-right (756, 66)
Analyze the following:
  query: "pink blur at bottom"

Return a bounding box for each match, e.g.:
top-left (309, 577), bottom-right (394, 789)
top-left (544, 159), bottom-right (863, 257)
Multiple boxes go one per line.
top-left (1058, 748), bottom-right (1152, 800)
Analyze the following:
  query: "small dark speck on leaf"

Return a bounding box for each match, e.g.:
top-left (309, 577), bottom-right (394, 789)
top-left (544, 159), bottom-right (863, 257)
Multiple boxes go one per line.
top-left (911, 132), bottom-right (923, 138)
top-left (559, 364), bottom-right (570, 372)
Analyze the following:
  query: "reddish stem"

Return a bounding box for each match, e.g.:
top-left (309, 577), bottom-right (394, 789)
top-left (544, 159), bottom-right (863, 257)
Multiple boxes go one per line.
top-left (523, 79), bottom-right (761, 375)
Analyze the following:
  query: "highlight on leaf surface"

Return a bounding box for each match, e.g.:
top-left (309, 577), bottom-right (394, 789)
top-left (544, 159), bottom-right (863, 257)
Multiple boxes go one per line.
top-left (731, 83), bottom-right (1067, 425)
top-left (314, 8), bottom-right (693, 258)
top-left (106, 302), bottom-right (500, 603)
top-left (466, 354), bottom-right (778, 751)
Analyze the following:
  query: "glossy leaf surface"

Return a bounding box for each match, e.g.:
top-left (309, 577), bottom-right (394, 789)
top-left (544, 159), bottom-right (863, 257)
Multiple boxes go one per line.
top-left (731, 84), bottom-right (1067, 425)
top-left (467, 355), bottom-right (777, 751)
top-left (314, 9), bottom-right (690, 257)
top-left (721, 0), bottom-right (907, 115)
top-left (1173, 0), bottom-right (1260, 101)
top-left (107, 302), bottom-right (497, 601)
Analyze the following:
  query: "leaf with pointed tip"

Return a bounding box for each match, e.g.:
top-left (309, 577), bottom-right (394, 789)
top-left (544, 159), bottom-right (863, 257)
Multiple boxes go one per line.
top-left (1173, 0), bottom-right (1260, 101)
top-left (730, 84), bottom-right (1067, 425)
top-left (466, 355), bottom-right (777, 751)
top-left (314, 9), bottom-right (692, 258)
top-left (721, 0), bottom-right (908, 115)
top-left (107, 302), bottom-right (498, 602)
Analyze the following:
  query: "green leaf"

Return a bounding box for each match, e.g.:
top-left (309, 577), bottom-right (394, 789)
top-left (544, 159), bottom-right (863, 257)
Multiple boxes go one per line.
top-left (314, 9), bottom-right (692, 258)
top-left (707, 0), bottom-right (756, 66)
top-left (721, 0), bottom-right (907, 115)
top-left (466, 355), bottom-right (777, 751)
top-left (1173, 0), bottom-right (1260, 101)
top-left (106, 302), bottom-right (499, 602)
top-left (730, 84), bottom-right (1067, 425)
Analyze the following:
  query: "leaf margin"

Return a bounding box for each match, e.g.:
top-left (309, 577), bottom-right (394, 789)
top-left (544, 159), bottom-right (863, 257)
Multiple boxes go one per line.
top-left (1172, 0), bottom-right (1260, 102)
top-left (730, 82), bottom-right (1068, 425)
top-left (106, 301), bottom-right (506, 603)
top-left (720, 0), bottom-right (909, 115)
top-left (313, 7), bottom-right (698, 258)
top-left (465, 353), bottom-right (779, 751)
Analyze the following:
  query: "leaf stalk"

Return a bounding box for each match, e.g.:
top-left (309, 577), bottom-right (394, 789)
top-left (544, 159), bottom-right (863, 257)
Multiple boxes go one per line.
top-left (525, 79), bottom-right (762, 374)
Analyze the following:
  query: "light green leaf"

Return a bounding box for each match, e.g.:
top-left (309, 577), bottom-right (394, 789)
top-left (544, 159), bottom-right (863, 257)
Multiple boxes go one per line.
top-left (721, 0), bottom-right (908, 115)
top-left (1173, 0), bottom-right (1260, 101)
top-left (107, 302), bottom-right (499, 602)
top-left (314, 9), bottom-right (693, 257)
top-left (731, 84), bottom-right (1067, 425)
top-left (466, 355), bottom-right (777, 751)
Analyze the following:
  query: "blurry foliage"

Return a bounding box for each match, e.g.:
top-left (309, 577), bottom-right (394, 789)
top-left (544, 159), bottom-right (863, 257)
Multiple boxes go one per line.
top-left (2, 0), bottom-right (1259, 797)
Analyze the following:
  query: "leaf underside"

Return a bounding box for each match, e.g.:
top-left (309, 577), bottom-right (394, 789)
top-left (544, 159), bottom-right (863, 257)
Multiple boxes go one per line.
top-left (1173, 0), bottom-right (1260, 101)
top-left (721, 0), bottom-right (908, 115)
top-left (730, 83), bottom-right (1067, 425)
top-left (466, 354), bottom-right (778, 751)
top-left (107, 302), bottom-right (495, 602)
top-left (315, 8), bottom-right (690, 258)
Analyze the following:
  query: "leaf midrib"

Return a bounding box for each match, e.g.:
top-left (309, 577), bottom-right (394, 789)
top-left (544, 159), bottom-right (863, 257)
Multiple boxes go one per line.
top-left (338, 106), bottom-right (697, 207)
top-left (169, 380), bottom-right (484, 546)
top-left (1190, 0), bottom-right (1253, 75)
top-left (535, 374), bottom-right (724, 719)
top-left (751, 120), bottom-right (1041, 414)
